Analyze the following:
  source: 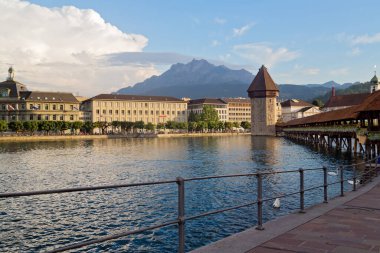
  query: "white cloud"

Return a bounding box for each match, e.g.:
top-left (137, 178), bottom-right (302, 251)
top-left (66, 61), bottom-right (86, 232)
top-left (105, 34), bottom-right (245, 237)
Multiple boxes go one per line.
top-left (233, 23), bottom-right (254, 37)
top-left (211, 40), bottom-right (221, 47)
top-left (233, 43), bottom-right (300, 67)
top-left (0, 0), bottom-right (157, 96)
top-left (348, 47), bottom-right (361, 56)
top-left (329, 68), bottom-right (349, 76)
top-left (214, 17), bottom-right (226, 25)
top-left (351, 33), bottom-right (380, 45)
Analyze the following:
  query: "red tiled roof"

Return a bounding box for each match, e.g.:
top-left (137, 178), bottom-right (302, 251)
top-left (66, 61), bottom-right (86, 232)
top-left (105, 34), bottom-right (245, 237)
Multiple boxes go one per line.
top-left (324, 93), bottom-right (369, 108)
top-left (354, 90), bottom-right (380, 112)
top-left (89, 94), bottom-right (184, 102)
top-left (247, 65), bottom-right (279, 98)
top-left (189, 98), bottom-right (227, 105)
top-left (222, 98), bottom-right (250, 103)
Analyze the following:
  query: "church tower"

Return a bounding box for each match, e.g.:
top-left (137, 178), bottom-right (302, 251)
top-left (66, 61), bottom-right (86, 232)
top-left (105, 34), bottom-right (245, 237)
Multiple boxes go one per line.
top-left (247, 65), bottom-right (280, 136)
top-left (370, 72), bottom-right (379, 93)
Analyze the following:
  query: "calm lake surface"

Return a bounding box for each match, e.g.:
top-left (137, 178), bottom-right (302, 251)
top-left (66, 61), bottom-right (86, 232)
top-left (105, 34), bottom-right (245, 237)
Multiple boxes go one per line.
top-left (0, 136), bottom-right (359, 252)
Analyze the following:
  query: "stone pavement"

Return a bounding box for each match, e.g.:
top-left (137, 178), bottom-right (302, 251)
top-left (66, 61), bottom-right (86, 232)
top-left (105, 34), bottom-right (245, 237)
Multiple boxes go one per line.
top-left (192, 177), bottom-right (380, 253)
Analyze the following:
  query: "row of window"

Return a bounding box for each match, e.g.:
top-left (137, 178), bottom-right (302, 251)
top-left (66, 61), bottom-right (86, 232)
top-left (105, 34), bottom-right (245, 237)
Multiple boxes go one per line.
top-left (96, 109), bottom-right (186, 116)
top-left (229, 108), bottom-right (250, 111)
top-left (29, 104), bottom-right (77, 111)
top-left (95, 117), bottom-right (186, 123)
top-left (229, 113), bottom-right (251, 116)
top-left (1, 114), bottom-right (75, 121)
top-left (96, 101), bottom-right (186, 109)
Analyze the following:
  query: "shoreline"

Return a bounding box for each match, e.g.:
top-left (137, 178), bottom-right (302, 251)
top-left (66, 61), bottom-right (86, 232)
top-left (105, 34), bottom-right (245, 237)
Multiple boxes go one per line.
top-left (0, 132), bottom-right (251, 143)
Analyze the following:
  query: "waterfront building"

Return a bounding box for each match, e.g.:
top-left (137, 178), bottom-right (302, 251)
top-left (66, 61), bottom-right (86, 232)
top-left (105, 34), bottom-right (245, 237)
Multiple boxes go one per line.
top-left (0, 67), bottom-right (80, 122)
top-left (281, 99), bottom-right (321, 122)
top-left (370, 73), bottom-right (380, 93)
top-left (187, 98), bottom-right (228, 122)
top-left (223, 98), bottom-right (251, 123)
top-left (81, 94), bottom-right (188, 124)
top-left (322, 87), bottom-right (368, 112)
top-left (247, 65), bottom-right (281, 136)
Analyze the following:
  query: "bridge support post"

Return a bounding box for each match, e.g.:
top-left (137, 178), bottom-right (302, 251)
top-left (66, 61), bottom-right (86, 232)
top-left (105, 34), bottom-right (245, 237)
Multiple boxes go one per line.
top-left (323, 167), bottom-right (328, 203)
top-left (340, 166), bottom-right (344, 197)
top-left (176, 177), bottom-right (185, 253)
top-left (299, 168), bottom-right (305, 213)
top-left (256, 173), bottom-right (264, 230)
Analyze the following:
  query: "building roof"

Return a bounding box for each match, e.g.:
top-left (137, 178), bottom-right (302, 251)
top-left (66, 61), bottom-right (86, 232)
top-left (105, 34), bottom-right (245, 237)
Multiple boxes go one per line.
top-left (324, 93), bottom-right (369, 108)
top-left (371, 74), bottom-right (378, 84)
top-left (189, 98), bottom-right (227, 105)
top-left (296, 106), bottom-right (315, 113)
top-left (222, 97), bottom-right (250, 103)
top-left (89, 94), bottom-right (184, 102)
top-left (281, 99), bottom-right (314, 107)
top-left (20, 91), bottom-right (79, 103)
top-left (354, 90), bottom-right (380, 112)
top-left (0, 80), bottom-right (28, 98)
top-left (247, 65), bottom-right (279, 98)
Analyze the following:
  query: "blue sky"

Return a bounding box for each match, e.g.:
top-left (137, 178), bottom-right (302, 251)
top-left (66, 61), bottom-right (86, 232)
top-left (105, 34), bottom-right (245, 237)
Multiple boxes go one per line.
top-left (1, 0), bottom-right (380, 95)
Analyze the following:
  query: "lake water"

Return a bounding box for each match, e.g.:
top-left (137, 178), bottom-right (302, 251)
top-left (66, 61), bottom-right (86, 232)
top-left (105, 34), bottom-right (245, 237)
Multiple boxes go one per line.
top-left (0, 136), bottom-right (359, 252)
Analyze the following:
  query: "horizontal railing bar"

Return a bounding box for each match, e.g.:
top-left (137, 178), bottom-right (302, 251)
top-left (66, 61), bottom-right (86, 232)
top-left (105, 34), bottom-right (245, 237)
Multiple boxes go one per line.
top-left (186, 200), bottom-right (258, 221)
top-left (184, 173), bottom-right (258, 182)
top-left (302, 168), bottom-right (325, 171)
top-left (46, 220), bottom-right (179, 253)
top-left (326, 181), bottom-right (341, 186)
top-left (0, 180), bottom-right (178, 198)
top-left (261, 169), bottom-right (301, 175)
top-left (304, 185), bottom-right (323, 192)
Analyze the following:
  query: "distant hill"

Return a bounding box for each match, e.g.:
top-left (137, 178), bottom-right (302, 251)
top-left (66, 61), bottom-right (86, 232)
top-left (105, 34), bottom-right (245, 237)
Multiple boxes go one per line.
top-left (313, 82), bottom-right (371, 103)
top-left (115, 59), bottom-right (355, 100)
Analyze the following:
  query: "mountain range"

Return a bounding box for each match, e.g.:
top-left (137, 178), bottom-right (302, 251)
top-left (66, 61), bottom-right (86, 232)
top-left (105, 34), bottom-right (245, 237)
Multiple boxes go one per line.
top-left (115, 59), bottom-right (356, 102)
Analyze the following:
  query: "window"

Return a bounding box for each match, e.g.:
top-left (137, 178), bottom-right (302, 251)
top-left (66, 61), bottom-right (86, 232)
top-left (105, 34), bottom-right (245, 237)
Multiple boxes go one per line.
top-left (172, 111), bottom-right (175, 115)
top-left (44, 104), bottom-right (48, 110)
top-left (145, 103), bottom-right (148, 107)
top-left (121, 110), bottom-right (125, 115)
top-left (133, 110), bottom-right (136, 115)
top-left (127, 110), bottom-right (131, 115)
top-left (21, 104), bottom-right (25, 110)
top-left (70, 105), bottom-right (74, 110)
top-left (167, 111), bottom-right (170, 115)
top-left (115, 110), bottom-right (119, 115)
top-left (70, 115), bottom-right (74, 121)
top-left (60, 115), bottom-right (64, 120)
top-left (96, 109), bottom-right (100, 114)
top-left (60, 105), bottom-right (64, 110)
top-left (109, 110), bottom-right (112, 114)
top-left (45, 115), bottom-right (49, 120)
top-left (52, 104), bottom-right (56, 110)
top-left (151, 110), bottom-right (154, 115)
top-left (102, 110), bottom-right (106, 114)
top-left (29, 115), bottom-right (34, 120)
top-left (162, 111), bottom-right (164, 115)
top-left (53, 115), bottom-right (57, 120)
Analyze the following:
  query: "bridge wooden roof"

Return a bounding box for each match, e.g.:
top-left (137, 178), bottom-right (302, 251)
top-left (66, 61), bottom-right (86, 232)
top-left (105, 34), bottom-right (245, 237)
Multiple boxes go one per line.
top-left (354, 90), bottom-right (380, 112)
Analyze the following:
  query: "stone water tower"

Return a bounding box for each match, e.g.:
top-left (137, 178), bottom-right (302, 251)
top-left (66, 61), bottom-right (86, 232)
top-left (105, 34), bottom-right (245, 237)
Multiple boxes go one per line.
top-left (247, 65), bottom-right (280, 136)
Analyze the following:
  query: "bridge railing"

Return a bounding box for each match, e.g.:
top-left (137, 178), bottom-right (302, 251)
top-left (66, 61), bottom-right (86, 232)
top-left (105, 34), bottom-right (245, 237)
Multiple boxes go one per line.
top-left (1, 156), bottom-right (379, 253)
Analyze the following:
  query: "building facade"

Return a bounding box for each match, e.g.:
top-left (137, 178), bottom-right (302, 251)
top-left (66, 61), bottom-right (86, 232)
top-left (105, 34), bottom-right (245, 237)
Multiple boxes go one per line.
top-left (223, 98), bottom-right (251, 123)
top-left (247, 65), bottom-right (281, 136)
top-left (0, 67), bottom-right (80, 122)
top-left (81, 94), bottom-right (188, 124)
top-left (281, 99), bottom-right (321, 122)
top-left (187, 98), bottom-right (229, 122)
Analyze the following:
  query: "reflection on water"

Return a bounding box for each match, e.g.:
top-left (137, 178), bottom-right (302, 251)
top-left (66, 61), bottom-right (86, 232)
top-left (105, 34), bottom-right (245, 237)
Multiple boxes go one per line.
top-left (0, 136), bottom-right (357, 252)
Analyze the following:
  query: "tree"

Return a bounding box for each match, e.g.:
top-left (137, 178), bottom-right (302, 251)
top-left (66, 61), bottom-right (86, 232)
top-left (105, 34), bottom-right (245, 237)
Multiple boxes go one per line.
top-left (134, 121), bottom-right (145, 131)
top-left (0, 120), bottom-right (8, 132)
top-left (111, 121), bottom-right (121, 133)
top-left (8, 121), bottom-right (23, 133)
top-left (71, 121), bottom-right (84, 134)
top-left (232, 122), bottom-right (240, 128)
top-left (165, 121), bottom-right (177, 130)
top-left (188, 122), bottom-right (197, 132)
top-left (200, 105), bottom-right (219, 122)
top-left (208, 121), bottom-right (218, 131)
top-left (240, 121), bottom-right (251, 130)
top-left (82, 121), bottom-right (94, 134)
top-left (312, 99), bottom-right (324, 108)
top-left (224, 121), bottom-right (233, 131)
top-left (39, 121), bottom-right (54, 134)
top-left (121, 121), bottom-right (134, 133)
top-left (156, 122), bottom-right (165, 130)
top-left (145, 122), bottom-right (155, 132)
top-left (188, 111), bottom-right (201, 122)
top-left (196, 121), bottom-right (208, 132)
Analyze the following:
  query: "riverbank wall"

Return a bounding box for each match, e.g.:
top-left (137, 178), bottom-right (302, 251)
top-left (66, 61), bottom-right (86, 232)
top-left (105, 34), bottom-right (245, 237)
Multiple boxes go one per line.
top-left (0, 132), bottom-right (251, 142)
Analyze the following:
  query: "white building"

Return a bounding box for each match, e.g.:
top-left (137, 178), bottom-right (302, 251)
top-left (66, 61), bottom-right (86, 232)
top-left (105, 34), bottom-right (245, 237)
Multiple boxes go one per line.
top-left (281, 99), bottom-right (321, 122)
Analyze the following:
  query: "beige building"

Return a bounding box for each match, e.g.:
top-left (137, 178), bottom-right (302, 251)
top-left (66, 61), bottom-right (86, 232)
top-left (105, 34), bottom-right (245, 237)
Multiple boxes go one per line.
top-left (81, 94), bottom-right (188, 124)
top-left (187, 98), bottom-right (229, 122)
top-left (223, 98), bottom-right (251, 123)
top-left (281, 99), bottom-right (321, 122)
top-left (0, 67), bottom-right (80, 122)
top-left (247, 65), bottom-right (281, 136)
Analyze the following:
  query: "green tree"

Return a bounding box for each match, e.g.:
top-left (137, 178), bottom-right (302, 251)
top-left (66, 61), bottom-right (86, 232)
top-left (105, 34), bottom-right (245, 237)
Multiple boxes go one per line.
top-left (122, 121), bottom-right (134, 133)
top-left (312, 99), bottom-right (324, 108)
top-left (145, 122), bottom-right (155, 132)
top-left (134, 121), bottom-right (145, 131)
top-left (217, 121), bottom-right (225, 131)
top-left (0, 120), bottom-right (8, 132)
top-left (224, 121), bottom-right (233, 131)
top-left (240, 121), bottom-right (251, 130)
top-left (196, 121), bottom-right (208, 132)
top-left (71, 121), bottom-right (84, 134)
top-left (188, 121), bottom-right (197, 132)
top-left (200, 105), bottom-right (219, 122)
top-left (8, 121), bottom-right (24, 133)
top-left (156, 122), bottom-right (166, 130)
top-left (232, 122), bottom-right (240, 128)
top-left (111, 121), bottom-right (121, 133)
top-left (165, 121), bottom-right (177, 130)
top-left (39, 121), bottom-right (54, 134)
top-left (82, 121), bottom-right (94, 134)
top-left (208, 121), bottom-right (218, 131)
top-left (188, 111), bottom-right (201, 122)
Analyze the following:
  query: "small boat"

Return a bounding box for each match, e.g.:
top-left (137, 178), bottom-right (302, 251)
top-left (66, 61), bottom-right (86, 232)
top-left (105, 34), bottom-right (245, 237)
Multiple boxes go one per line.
top-left (347, 179), bottom-right (360, 185)
top-left (273, 198), bottom-right (281, 208)
top-left (328, 169), bottom-right (338, 176)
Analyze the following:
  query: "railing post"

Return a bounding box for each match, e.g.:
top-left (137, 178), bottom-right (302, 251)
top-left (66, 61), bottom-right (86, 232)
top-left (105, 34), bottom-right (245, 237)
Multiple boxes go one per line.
top-left (299, 168), bottom-right (305, 213)
top-left (256, 173), bottom-right (264, 230)
top-left (323, 167), bottom-right (328, 203)
top-left (353, 166), bottom-right (357, 192)
top-left (176, 177), bottom-right (185, 253)
top-left (340, 166), bottom-right (344, 197)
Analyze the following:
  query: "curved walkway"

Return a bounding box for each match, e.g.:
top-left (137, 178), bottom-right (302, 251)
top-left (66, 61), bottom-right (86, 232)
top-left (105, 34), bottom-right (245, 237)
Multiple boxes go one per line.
top-left (192, 177), bottom-right (380, 253)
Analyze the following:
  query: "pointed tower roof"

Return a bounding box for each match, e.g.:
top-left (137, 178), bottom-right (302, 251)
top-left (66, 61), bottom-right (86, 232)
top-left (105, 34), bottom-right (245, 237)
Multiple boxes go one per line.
top-left (247, 65), bottom-right (279, 98)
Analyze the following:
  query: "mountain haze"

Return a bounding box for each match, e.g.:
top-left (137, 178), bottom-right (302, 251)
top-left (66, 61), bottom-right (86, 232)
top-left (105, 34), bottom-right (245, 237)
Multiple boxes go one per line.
top-left (115, 59), bottom-right (354, 101)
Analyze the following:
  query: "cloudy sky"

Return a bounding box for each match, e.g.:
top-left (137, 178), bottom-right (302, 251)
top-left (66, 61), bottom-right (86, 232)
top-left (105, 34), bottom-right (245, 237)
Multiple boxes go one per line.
top-left (1, 0), bottom-right (380, 96)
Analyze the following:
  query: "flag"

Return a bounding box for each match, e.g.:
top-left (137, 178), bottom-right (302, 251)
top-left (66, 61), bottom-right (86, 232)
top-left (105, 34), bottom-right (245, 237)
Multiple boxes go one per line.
top-left (31, 105), bottom-right (39, 110)
top-left (73, 106), bottom-right (79, 110)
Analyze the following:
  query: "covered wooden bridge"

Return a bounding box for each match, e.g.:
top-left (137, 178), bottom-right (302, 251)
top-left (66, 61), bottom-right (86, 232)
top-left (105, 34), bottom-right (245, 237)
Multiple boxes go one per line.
top-left (281, 90), bottom-right (380, 158)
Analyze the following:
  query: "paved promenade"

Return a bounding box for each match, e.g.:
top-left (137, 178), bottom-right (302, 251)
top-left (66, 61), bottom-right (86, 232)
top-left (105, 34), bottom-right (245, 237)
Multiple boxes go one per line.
top-left (192, 177), bottom-right (380, 253)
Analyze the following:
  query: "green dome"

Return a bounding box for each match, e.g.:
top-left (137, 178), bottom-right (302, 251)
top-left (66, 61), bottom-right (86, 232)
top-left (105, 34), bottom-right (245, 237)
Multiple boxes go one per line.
top-left (371, 74), bottom-right (378, 84)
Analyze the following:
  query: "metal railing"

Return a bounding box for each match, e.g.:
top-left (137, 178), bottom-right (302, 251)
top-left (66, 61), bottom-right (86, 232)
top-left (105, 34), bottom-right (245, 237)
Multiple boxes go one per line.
top-left (1, 156), bottom-right (379, 253)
